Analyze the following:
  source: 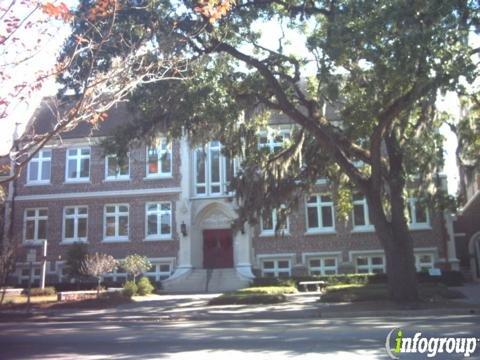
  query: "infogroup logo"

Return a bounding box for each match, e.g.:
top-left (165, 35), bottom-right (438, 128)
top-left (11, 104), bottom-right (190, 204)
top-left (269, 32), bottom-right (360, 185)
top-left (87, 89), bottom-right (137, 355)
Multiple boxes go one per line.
top-left (385, 328), bottom-right (479, 358)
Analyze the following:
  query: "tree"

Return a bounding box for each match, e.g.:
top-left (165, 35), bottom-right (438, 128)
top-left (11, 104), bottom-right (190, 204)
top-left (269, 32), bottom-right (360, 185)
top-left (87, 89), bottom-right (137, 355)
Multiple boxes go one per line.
top-left (121, 254), bottom-right (151, 283)
top-left (0, 242), bottom-right (15, 304)
top-left (64, 242), bottom-right (88, 283)
top-left (0, 0), bottom-right (190, 189)
top-left (81, 252), bottom-right (117, 297)
top-left (92, 0), bottom-right (479, 302)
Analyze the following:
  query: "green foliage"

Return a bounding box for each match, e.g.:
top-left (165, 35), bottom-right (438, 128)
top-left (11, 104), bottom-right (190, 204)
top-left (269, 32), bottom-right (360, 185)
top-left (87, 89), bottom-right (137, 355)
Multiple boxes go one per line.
top-left (27, 287), bottom-right (56, 296)
top-left (208, 286), bottom-right (296, 305)
top-left (122, 280), bottom-right (138, 298)
top-left (65, 242), bottom-right (88, 282)
top-left (120, 255), bottom-right (151, 282)
top-left (136, 276), bottom-right (154, 296)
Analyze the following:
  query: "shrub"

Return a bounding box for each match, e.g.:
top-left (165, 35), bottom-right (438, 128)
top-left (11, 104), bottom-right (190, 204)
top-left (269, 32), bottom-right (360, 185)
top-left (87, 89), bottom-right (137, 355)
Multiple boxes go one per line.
top-left (123, 280), bottom-right (137, 298)
top-left (251, 277), bottom-right (296, 287)
top-left (26, 287), bottom-right (56, 296)
top-left (137, 277), bottom-right (154, 296)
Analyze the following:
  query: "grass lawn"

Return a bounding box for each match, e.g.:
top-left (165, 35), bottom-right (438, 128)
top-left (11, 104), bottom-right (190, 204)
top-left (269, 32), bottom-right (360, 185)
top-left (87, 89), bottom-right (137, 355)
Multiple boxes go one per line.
top-left (208, 286), bottom-right (297, 305)
top-left (321, 283), bottom-right (465, 303)
top-left (0, 292), bottom-right (131, 311)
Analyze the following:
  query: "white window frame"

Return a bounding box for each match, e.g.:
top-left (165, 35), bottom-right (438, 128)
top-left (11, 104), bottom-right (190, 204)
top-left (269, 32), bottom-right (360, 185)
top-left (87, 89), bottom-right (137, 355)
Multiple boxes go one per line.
top-left (355, 255), bottom-right (385, 274)
top-left (105, 154), bottom-right (130, 181)
top-left (65, 147), bottom-right (90, 182)
top-left (103, 204), bottom-right (129, 242)
top-left (145, 202), bottom-right (172, 240)
top-left (27, 149), bottom-right (51, 184)
top-left (408, 197), bottom-right (430, 229)
top-left (308, 257), bottom-right (338, 275)
top-left (415, 253), bottom-right (435, 272)
top-left (305, 194), bottom-right (335, 233)
top-left (258, 126), bottom-right (292, 152)
top-left (102, 263), bottom-right (127, 282)
top-left (23, 208), bottom-right (48, 243)
top-left (193, 141), bottom-right (238, 196)
top-left (146, 138), bottom-right (172, 178)
top-left (62, 206), bottom-right (88, 243)
top-left (260, 209), bottom-right (289, 236)
top-left (143, 260), bottom-right (174, 281)
top-left (17, 263), bottom-right (42, 285)
top-left (261, 259), bottom-right (291, 277)
top-left (352, 194), bottom-right (374, 232)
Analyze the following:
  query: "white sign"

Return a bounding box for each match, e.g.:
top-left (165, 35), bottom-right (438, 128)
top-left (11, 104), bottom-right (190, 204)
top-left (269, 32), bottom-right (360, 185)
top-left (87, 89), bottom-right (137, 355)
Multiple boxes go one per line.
top-left (428, 268), bottom-right (442, 276)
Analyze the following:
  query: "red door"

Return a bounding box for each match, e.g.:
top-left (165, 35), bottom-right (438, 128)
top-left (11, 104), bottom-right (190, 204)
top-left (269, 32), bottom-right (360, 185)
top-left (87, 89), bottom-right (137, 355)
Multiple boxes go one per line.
top-left (203, 229), bottom-right (234, 269)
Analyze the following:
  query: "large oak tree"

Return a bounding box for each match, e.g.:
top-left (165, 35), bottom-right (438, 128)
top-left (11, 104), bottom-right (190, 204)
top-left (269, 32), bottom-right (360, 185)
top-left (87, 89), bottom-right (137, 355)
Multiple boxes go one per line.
top-left (65, 0), bottom-right (479, 302)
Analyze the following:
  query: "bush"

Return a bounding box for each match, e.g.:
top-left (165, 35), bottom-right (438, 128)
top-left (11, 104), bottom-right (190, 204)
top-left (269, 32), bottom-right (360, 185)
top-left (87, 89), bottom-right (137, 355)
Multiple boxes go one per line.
top-left (123, 280), bottom-right (137, 298)
top-left (137, 277), bottom-right (154, 296)
top-left (251, 277), bottom-right (296, 287)
top-left (25, 287), bottom-right (56, 296)
top-left (54, 282), bottom-right (103, 292)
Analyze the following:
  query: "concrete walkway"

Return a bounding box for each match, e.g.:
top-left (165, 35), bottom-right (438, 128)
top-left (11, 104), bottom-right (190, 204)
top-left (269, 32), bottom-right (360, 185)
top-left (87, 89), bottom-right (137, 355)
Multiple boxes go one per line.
top-left (2, 290), bottom-right (479, 323)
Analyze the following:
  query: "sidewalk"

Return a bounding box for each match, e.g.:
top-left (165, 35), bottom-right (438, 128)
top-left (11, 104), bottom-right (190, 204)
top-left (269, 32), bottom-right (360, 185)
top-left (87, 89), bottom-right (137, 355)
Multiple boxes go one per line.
top-left (1, 290), bottom-right (479, 323)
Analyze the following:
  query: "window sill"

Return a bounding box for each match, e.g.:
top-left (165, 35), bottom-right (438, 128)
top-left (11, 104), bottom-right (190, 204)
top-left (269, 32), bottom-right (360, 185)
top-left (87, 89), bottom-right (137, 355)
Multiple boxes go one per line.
top-left (22, 240), bottom-right (47, 246)
top-left (104, 177), bottom-right (130, 182)
top-left (60, 240), bottom-right (88, 245)
top-left (25, 181), bottom-right (51, 186)
top-left (304, 229), bottom-right (336, 236)
top-left (409, 225), bottom-right (432, 231)
top-left (144, 237), bottom-right (173, 241)
top-left (259, 231), bottom-right (291, 237)
top-left (102, 238), bottom-right (129, 243)
top-left (351, 226), bottom-right (375, 233)
top-left (64, 179), bottom-right (91, 184)
top-left (144, 175), bottom-right (173, 180)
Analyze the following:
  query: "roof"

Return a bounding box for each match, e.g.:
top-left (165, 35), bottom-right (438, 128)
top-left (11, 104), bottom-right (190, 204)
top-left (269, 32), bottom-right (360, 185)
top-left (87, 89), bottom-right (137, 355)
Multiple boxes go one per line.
top-left (24, 98), bottom-right (135, 140)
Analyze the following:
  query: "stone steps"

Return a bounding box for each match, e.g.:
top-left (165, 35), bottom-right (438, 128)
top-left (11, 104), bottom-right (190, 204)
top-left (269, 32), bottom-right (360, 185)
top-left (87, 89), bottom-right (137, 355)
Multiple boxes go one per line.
top-left (162, 268), bottom-right (250, 293)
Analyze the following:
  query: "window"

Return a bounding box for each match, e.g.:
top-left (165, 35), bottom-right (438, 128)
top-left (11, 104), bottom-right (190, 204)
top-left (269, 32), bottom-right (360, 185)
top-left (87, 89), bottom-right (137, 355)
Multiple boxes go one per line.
top-left (24, 208), bottom-right (48, 242)
top-left (66, 147), bottom-right (90, 181)
top-left (415, 253), bottom-right (434, 272)
top-left (103, 265), bottom-right (127, 283)
top-left (355, 255), bottom-right (385, 274)
top-left (146, 138), bottom-right (172, 177)
top-left (258, 126), bottom-right (292, 153)
top-left (104, 204), bottom-right (129, 241)
top-left (194, 141), bottom-right (237, 196)
top-left (144, 262), bottom-right (173, 282)
top-left (306, 194), bottom-right (335, 232)
top-left (146, 202), bottom-right (172, 240)
top-left (261, 209), bottom-right (289, 235)
top-left (27, 149), bottom-right (51, 184)
top-left (17, 265), bottom-right (41, 286)
top-left (105, 155), bottom-right (129, 180)
top-left (408, 198), bottom-right (430, 229)
top-left (63, 206), bottom-right (88, 243)
top-left (308, 257), bottom-right (338, 275)
top-left (261, 259), bottom-right (291, 277)
top-left (352, 194), bottom-right (373, 230)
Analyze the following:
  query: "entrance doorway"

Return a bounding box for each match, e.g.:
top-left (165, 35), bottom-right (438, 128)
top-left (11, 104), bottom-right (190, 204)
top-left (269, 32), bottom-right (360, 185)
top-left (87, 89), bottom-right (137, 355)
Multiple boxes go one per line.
top-left (203, 229), bottom-right (234, 269)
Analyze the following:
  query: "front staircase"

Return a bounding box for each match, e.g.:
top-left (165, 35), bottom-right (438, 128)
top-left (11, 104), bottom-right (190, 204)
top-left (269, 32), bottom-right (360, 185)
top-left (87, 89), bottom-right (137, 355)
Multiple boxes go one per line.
top-left (162, 268), bottom-right (250, 293)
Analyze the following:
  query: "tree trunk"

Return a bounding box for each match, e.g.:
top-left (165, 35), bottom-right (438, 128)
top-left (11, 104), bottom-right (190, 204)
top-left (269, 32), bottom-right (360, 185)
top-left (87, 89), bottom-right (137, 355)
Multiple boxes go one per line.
top-left (382, 221), bottom-right (419, 302)
top-left (367, 183), bottom-right (419, 303)
top-left (97, 277), bottom-right (101, 299)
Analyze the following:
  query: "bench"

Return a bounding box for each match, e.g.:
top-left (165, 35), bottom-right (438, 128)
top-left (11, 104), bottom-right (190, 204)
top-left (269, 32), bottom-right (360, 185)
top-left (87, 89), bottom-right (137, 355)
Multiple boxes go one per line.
top-left (298, 280), bottom-right (327, 292)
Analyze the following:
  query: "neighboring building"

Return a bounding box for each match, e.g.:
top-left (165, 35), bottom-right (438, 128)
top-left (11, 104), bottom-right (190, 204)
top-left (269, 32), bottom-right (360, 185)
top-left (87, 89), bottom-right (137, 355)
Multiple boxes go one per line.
top-left (454, 165), bottom-right (480, 280)
top-left (4, 100), bottom-right (459, 291)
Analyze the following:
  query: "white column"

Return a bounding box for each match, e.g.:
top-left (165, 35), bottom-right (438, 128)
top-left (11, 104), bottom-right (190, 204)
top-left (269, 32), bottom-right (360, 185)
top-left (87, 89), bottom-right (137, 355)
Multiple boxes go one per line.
top-left (234, 223), bottom-right (255, 279)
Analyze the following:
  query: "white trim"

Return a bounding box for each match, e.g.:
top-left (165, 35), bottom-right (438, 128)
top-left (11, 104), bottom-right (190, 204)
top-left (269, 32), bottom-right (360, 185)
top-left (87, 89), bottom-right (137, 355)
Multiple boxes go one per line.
top-left (352, 194), bottom-right (373, 231)
top-left (454, 233), bottom-right (467, 237)
top-left (146, 138), bottom-right (172, 178)
top-left (407, 197), bottom-right (431, 229)
top-left (23, 208), bottom-right (48, 243)
top-left (103, 204), bottom-right (129, 242)
top-left (305, 193), bottom-right (335, 233)
top-left (15, 187), bottom-right (181, 201)
top-left (27, 149), bottom-right (52, 185)
top-left (348, 249), bottom-right (384, 262)
top-left (62, 206), bottom-right (88, 243)
top-left (65, 147), bottom-right (91, 182)
top-left (145, 202), bottom-right (173, 240)
top-left (105, 154), bottom-right (130, 181)
top-left (260, 208), bottom-right (290, 236)
top-left (301, 251), bottom-right (342, 264)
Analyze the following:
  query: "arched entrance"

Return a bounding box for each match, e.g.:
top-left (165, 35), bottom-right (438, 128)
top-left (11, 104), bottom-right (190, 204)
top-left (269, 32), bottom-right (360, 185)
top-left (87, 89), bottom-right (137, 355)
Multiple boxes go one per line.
top-left (468, 232), bottom-right (480, 281)
top-left (192, 201), bottom-right (237, 269)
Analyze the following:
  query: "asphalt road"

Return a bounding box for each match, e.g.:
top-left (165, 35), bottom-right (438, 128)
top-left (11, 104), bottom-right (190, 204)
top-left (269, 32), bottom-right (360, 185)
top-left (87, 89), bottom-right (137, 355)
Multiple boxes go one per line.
top-left (0, 314), bottom-right (479, 359)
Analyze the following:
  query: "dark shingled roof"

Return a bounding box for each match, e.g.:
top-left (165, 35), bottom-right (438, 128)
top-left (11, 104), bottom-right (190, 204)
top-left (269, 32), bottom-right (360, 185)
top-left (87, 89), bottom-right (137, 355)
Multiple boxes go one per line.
top-left (25, 98), bottom-right (135, 139)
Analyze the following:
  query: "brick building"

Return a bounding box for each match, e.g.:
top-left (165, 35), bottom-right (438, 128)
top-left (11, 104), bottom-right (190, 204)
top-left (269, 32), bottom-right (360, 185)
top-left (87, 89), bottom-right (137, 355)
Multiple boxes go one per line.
top-left (3, 100), bottom-right (460, 291)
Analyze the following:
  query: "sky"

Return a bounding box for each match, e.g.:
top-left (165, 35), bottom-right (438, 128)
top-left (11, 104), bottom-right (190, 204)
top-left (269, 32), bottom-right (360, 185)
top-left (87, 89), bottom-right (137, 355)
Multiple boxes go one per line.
top-left (1, 5), bottom-right (474, 195)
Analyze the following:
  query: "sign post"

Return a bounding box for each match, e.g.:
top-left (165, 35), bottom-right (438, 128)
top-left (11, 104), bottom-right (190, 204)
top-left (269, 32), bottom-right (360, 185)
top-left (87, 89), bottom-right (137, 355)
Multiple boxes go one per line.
top-left (40, 240), bottom-right (47, 289)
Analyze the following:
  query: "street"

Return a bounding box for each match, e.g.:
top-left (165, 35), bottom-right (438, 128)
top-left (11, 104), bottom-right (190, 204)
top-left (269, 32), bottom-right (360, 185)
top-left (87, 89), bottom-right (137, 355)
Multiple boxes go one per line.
top-left (1, 314), bottom-right (479, 359)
